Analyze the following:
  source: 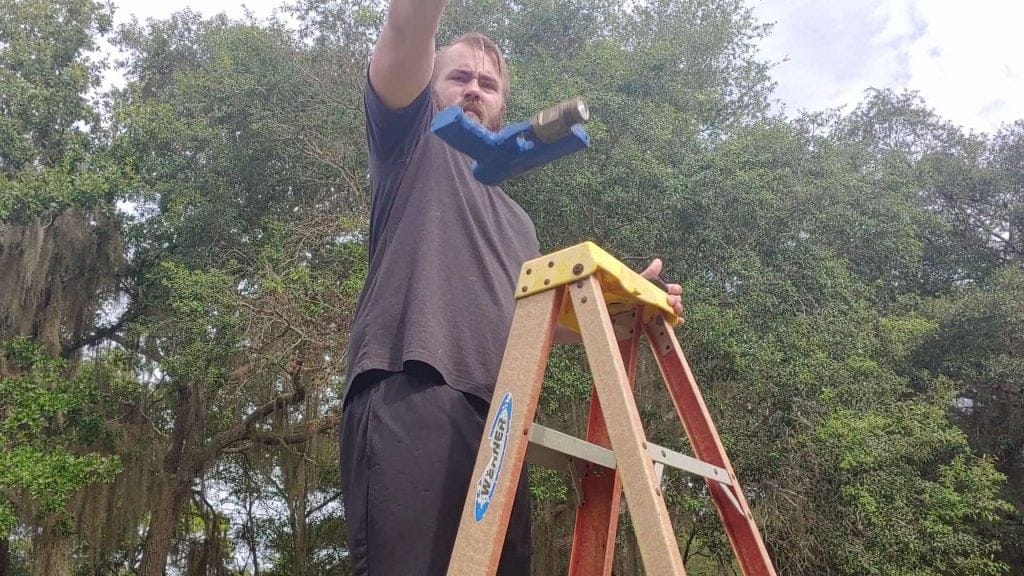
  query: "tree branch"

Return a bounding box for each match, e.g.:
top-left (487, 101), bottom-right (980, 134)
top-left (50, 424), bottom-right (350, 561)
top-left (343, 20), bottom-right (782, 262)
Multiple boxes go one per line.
top-left (219, 409), bottom-right (341, 457)
top-left (61, 308), bottom-right (140, 357)
top-left (108, 333), bottom-right (165, 364)
top-left (249, 409), bottom-right (341, 447)
top-left (200, 386), bottom-right (316, 466)
top-left (305, 489), bottom-right (344, 520)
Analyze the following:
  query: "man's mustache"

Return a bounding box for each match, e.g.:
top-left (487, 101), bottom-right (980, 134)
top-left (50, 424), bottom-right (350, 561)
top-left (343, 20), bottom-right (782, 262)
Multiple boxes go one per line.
top-left (459, 101), bottom-right (483, 118)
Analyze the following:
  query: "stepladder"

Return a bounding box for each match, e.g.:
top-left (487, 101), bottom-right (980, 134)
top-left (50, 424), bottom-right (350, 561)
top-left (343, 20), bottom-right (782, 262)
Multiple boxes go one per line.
top-left (446, 242), bottom-right (777, 576)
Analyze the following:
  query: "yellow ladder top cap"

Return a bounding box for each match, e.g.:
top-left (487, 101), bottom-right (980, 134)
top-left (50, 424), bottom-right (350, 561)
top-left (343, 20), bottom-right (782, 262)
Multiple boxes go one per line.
top-left (515, 241), bottom-right (680, 327)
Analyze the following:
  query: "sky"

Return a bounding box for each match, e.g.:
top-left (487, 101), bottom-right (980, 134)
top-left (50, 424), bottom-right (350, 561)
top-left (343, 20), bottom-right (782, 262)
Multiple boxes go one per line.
top-left (107, 0), bottom-right (1024, 135)
top-left (750, 0), bottom-right (1024, 134)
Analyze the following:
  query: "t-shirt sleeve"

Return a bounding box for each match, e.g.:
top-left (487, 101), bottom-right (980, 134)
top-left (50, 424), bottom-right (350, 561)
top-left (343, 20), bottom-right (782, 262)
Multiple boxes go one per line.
top-left (364, 71), bottom-right (434, 164)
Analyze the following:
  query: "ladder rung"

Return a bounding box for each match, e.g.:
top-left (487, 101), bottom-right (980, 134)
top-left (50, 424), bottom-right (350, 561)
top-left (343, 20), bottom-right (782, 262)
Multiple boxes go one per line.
top-left (526, 423), bottom-right (732, 486)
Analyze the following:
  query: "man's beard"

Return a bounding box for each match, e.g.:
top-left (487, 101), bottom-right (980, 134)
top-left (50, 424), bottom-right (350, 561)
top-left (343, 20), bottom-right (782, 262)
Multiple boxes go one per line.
top-left (432, 87), bottom-right (503, 131)
top-left (459, 101), bottom-right (500, 132)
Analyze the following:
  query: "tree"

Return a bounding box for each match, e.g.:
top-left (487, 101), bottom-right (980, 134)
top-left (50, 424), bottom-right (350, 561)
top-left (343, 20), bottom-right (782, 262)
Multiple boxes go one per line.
top-left (913, 266), bottom-right (1024, 571)
top-left (1, 1), bottom-right (129, 573)
top-left (109, 12), bottom-right (367, 575)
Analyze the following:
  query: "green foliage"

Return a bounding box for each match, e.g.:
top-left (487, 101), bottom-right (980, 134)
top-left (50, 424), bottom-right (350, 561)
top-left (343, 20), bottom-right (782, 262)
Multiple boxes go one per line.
top-left (540, 347), bottom-right (593, 415)
top-left (77, 9), bottom-right (372, 574)
top-left (529, 468), bottom-right (571, 505)
top-left (0, 156), bottom-right (126, 221)
top-left (0, 0), bottom-right (124, 220)
top-left (913, 265), bottom-right (1024, 569)
top-left (0, 338), bottom-right (122, 536)
top-left (810, 395), bottom-right (1010, 576)
top-left (0, 0), bottom-right (111, 159)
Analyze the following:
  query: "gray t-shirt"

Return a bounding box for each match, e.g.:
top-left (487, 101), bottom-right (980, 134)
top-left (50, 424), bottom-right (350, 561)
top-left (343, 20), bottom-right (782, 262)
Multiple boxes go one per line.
top-left (344, 79), bottom-right (541, 403)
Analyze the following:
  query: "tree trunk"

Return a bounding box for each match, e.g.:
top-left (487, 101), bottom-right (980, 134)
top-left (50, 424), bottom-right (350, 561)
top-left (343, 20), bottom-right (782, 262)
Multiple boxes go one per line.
top-left (284, 367), bottom-right (316, 576)
top-left (290, 462), bottom-right (308, 576)
top-left (281, 417), bottom-right (309, 576)
top-left (31, 514), bottom-right (73, 576)
top-left (614, 521), bottom-right (643, 576)
top-left (139, 477), bottom-right (191, 576)
top-left (139, 379), bottom-right (205, 576)
top-left (241, 461), bottom-right (261, 576)
top-left (0, 537), bottom-right (10, 576)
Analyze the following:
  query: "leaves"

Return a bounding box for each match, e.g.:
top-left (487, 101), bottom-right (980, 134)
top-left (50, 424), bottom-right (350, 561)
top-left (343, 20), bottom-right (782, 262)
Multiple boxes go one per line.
top-left (0, 338), bottom-right (122, 536)
top-left (0, 0), bottom-right (113, 188)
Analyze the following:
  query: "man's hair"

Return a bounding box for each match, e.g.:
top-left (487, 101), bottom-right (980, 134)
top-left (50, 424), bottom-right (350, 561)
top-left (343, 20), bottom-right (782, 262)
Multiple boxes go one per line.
top-left (435, 32), bottom-right (510, 103)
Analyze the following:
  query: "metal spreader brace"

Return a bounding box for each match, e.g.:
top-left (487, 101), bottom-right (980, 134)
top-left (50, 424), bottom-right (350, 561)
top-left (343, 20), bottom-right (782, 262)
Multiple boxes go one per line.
top-left (446, 242), bottom-right (777, 576)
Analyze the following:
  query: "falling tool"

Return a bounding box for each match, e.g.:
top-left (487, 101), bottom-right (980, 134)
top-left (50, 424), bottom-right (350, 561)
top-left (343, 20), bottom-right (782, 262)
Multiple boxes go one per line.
top-left (432, 97), bottom-right (590, 185)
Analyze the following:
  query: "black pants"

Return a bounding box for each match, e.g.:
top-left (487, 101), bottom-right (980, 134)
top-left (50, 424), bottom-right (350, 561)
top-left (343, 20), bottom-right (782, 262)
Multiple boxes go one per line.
top-left (339, 363), bottom-right (532, 575)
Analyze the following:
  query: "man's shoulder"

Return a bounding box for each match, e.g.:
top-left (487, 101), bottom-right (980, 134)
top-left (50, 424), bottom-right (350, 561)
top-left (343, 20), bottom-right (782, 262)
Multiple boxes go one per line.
top-left (365, 76), bottom-right (434, 129)
top-left (365, 79), bottom-right (436, 164)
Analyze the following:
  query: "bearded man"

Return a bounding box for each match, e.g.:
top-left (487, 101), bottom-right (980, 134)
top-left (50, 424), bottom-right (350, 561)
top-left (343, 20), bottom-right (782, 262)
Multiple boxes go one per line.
top-left (338, 1), bottom-right (683, 573)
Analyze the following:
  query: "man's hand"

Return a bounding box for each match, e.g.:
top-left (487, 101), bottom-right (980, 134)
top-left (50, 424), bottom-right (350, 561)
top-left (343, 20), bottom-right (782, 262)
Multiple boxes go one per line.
top-left (640, 258), bottom-right (684, 317)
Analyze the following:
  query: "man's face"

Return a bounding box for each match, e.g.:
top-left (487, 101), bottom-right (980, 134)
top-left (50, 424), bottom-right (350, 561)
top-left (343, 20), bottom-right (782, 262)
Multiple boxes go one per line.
top-left (433, 42), bottom-right (505, 132)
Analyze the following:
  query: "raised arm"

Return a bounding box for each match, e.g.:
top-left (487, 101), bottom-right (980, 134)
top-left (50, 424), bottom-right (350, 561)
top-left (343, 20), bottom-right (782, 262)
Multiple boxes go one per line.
top-left (369, 0), bottom-right (447, 109)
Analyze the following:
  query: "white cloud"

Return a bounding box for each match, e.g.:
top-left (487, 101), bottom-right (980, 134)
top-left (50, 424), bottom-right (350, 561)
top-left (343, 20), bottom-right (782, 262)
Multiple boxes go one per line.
top-left (753, 0), bottom-right (1024, 133)
top-left (904, 3), bottom-right (1024, 133)
top-left (754, 0), bottom-right (907, 113)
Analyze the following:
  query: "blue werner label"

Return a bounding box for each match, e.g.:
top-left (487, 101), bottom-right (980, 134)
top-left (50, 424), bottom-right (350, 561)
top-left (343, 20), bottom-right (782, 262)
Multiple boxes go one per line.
top-left (474, 391), bottom-right (513, 523)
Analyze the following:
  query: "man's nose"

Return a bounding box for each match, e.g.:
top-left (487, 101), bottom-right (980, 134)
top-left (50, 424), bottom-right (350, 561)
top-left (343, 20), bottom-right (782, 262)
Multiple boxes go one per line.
top-left (463, 79), bottom-right (481, 100)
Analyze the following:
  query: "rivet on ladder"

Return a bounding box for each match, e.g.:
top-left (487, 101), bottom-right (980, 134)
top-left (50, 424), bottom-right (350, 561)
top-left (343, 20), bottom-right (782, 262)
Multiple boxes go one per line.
top-left (572, 263), bottom-right (583, 275)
